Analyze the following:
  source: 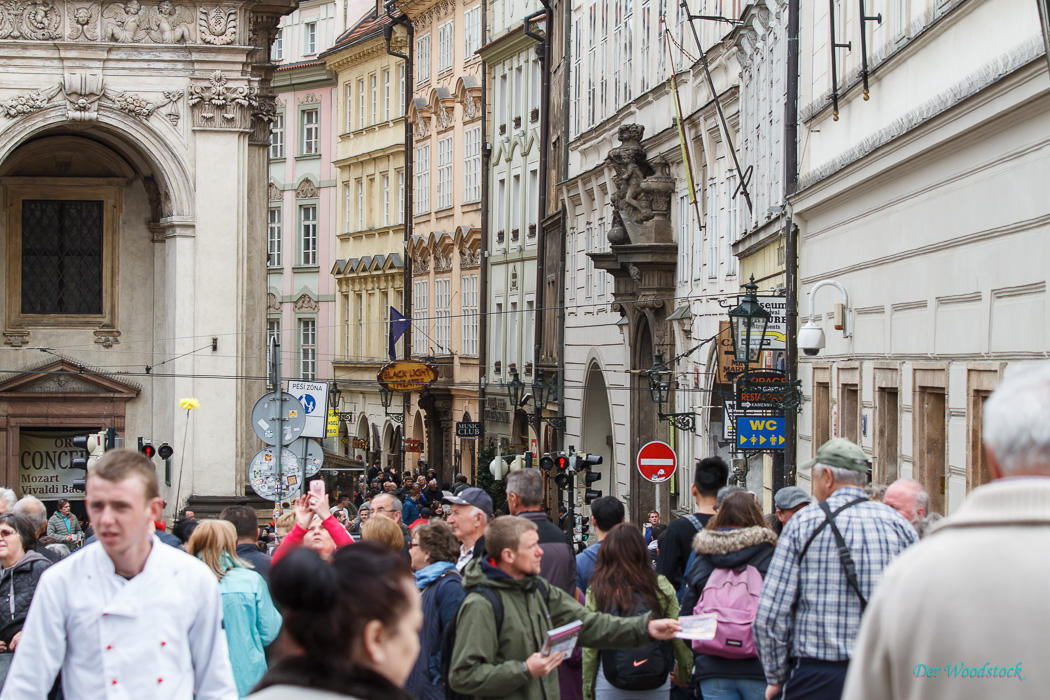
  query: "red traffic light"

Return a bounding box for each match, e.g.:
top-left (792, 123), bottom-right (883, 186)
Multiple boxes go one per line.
top-left (141, 443), bottom-right (157, 459)
top-left (556, 455), bottom-right (569, 471)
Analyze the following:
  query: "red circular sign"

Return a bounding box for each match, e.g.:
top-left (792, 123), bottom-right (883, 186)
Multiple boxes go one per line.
top-left (636, 441), bottom-right (677, 483)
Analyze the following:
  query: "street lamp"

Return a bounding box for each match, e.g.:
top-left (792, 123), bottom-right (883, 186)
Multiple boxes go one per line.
top-left (506, 366), bottom-right (524, 408)
top-left (532, 371), bottom-right (566, 432)
top-left (646, 352), bottom-right (696, 432)
top-left (728, 274), bottom-right (771, 364)
top-left (378, 384), bottom-right (405, 424)
top-left (328, 382), bottom-right (342, 410)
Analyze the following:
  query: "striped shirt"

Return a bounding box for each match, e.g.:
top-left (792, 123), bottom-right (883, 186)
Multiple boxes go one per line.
top-left (754, 486), bottom-right (918, 684)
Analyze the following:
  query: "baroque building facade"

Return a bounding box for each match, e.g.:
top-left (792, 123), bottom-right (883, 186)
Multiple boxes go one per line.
top-left (0, 0), bottom-right (294, 517)
top-left (401, 0), bottom-right (483, 482)
top-left (793, 0), bottom-right (1050, 514)
top-left (323, 9), bottom-right (408, 471)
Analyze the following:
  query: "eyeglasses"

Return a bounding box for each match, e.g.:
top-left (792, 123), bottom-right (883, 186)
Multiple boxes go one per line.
top-left (408, 541), bottom-right (419, 549)
top-left (0, 529), bottom-right (18, 538)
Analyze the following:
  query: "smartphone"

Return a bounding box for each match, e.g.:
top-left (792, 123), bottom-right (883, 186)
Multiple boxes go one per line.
top-left (309, 480), bottom-right (325, 498)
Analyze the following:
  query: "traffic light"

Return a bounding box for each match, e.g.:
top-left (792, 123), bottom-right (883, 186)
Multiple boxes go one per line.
top-left (580, 452), bottom-right (603, 504)
top-left (554, 453), bottom-right (571, 489)
top-left (158, 443), bottom-right (174, 460)
top-left (72, 430), bottom-right (106, 492)
top-left (140, 441), bottom-right (157, 459)
top-left (539, 453), bottom-right (555, 472)
top-left (580, 516), bottom-right (591, 541)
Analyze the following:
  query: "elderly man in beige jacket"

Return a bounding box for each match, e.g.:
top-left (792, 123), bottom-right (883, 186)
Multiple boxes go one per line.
top-left (843, 363), bottom-right (1050, 700)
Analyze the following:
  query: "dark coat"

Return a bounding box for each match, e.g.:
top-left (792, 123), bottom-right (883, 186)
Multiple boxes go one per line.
top-left (0, 550), bottom-right (51, 644)
top-left (680, 525), bottom-right (777, 682)
top-left (517, 510), bottom-right (577, 595)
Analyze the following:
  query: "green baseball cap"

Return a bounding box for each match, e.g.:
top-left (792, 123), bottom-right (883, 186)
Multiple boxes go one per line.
top-left (800, 437), bottom-right (872, 473)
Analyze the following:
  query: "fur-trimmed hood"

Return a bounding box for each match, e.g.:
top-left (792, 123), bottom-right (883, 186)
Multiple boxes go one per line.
top-left (692, 525), bottom-right (778, 556)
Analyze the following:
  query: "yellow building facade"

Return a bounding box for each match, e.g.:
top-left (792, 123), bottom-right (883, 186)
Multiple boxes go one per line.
top-left (324, 11), bottom-right (408, 472)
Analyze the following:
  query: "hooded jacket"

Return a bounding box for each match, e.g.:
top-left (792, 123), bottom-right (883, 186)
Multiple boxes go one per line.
top-left (680, 525), bottom-right (777, 682)
top-left (0, 549), bottom-right (51, 644)
top-left (448, 556), bottom-right (652, 700)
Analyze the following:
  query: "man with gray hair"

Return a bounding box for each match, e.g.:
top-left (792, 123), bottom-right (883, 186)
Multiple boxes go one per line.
top-left (843, 363), bottom-right (1050, 700)
top-left (13, 496), bottom-right (64, 563)
top-left (754, 438), bottom-right (917, 700)
top-left (506, 469), bottom-right (576, 594)
top-left (0, 488), bottom-right (16, 515)
top-left (882, 479), bottom-right (928, 527)
top-left (370, 491), bottom-right (412, 560)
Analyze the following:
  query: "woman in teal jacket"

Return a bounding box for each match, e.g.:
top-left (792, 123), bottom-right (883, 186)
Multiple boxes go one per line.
top-left (188, 520), bottom-right (283, 697)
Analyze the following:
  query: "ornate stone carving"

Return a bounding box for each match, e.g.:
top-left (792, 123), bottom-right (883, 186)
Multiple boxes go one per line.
top-left (510, 267), bottom-right (518, 291)
top-left (63, 72), bottom-right (104, 122)
top-left (463, 96), bottom-right (478, 120)
top-left (459, 247), bottom-right (480, 268)
top-left (0, 0), bottom-right (63, 40)
top-left (3, 330), bottom-right (29, 347)
top-left (161, 89), bottom-right (182, 125)
top-left (412, 254), bottom-right (429, 275)
top-left (198, 4), bottom-right (235, 44)
top-left (268, 182), bottom-right (281, 200)
top-left (293, 293), bottom-right (318, 311)
top-left (295, 178), bottom-right (317, 199)
top-left (109, 88), bottom-right (161, 119)
top-left (94, 329), bottom-right (121, 348)
top-left (437, 105), bottom-right (450, 129)
top-left (414, 117), bottom-right (429, 140)
top-left (0, 84), bottom-right (60, 118)
top-left (26, 374), bottom-right (106, 393)
top-left (150, 0), bottom-right (192, 42)
top-left (266, 292), bottom-right (279, 311)
top-left (605, 124), bottom-right (675, 245)
top-left (250, 91), bottom-right (277, 145)
top-left (433, 253), bottom-right (452, 272)
top-left (101, 0), bottom-right (149, 41)
top-left (66, 2), bottom-right (99, 39)
top-left (187, 70), bottom-right (255, 128)
top-left (299, 93), bottom-right (319, 104)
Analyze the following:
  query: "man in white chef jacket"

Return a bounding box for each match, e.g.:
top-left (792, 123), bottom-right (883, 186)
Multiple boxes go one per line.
top-left (1, 450), bottom-right (238, 699)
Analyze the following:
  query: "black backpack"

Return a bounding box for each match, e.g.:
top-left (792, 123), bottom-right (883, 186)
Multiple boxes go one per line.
top-left (599, 594), bottom-right (674, 691)
top-left (439, 580), bottom-right (550, 700)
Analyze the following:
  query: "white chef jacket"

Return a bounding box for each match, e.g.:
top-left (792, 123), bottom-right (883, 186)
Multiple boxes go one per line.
top-left (0, 535), bottom-right (238, 700)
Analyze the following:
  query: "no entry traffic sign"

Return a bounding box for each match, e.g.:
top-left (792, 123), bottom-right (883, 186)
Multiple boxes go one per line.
top-left (637, 441), bottom-right (677, 484)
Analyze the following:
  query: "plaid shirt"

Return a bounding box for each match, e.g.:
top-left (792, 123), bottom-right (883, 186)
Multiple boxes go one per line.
top-left (753, 486), bottom-right (917, 684)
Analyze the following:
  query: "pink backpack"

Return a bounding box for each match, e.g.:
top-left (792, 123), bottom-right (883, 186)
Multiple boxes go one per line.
top-left (691, 565), bottom-right (763, 659)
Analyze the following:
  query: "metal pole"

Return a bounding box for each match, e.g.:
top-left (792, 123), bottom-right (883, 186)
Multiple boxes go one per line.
top-left (271, 336), bottom-right (285, 502)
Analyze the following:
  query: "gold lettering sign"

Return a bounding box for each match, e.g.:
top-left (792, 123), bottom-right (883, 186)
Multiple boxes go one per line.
top-left (378, 362), bottom-right (439, 392)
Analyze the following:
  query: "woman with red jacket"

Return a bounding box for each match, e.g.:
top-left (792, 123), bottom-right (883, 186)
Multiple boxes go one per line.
top-left (272, 491), bottom-right (353, 564)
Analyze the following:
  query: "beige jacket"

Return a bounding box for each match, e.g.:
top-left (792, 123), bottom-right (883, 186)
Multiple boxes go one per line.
top-left (842, 478), bottom-right (1050, 700)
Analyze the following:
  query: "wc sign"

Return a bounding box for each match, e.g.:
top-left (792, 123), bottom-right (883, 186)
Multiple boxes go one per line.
top-left (736, 416), bottom-right (786, 450)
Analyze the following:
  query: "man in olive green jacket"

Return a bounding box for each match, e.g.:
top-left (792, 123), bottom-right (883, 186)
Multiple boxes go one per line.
top-left (449, 516), bottom-right (681, 700)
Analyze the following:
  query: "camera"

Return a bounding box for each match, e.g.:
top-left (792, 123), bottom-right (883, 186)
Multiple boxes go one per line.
top-left (798, 321), bottom-right (825, 356)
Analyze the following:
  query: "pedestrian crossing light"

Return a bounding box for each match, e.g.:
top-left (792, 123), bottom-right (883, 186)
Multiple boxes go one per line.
top-left (554, 453), bottom-right (571, 489)
top-left (141, 442), bottom-right (157, 459)
top-left (72, 430), bottom-right (106, 491)
top-left (158, 443), bottom-right (174, 460)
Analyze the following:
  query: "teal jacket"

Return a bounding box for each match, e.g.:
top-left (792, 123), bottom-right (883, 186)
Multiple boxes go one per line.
top-left (220, 566), bottom-right (283, 697)
top-left (449, 556), bottom-right (652, 700)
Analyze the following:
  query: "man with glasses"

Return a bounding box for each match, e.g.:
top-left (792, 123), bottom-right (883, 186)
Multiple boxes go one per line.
top-left (370, 492), bottom-right (413, 560)
top-left (753, 438), bottom-right (917, 700)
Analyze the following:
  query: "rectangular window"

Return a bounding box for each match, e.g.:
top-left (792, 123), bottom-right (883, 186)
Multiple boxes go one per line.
top-left (524, 299), bottom-right (535, 370)
top-left (268, 208), bottom-right (282, 267)
top-left (354, 292), bottom-right (364, 358)
top-left (356, 180), bottom-right (364, 230)
top-left (398, 65), bottom-right (406, 114)
top-left (572, 19), bottom-right (581, 136)
top-left (413, 279), bottom-right (428, 355)
top-left (707, 181), bottom-right (718, 279)
top-left (568, 230), bottom-right (577, 305)
top-left (677, 192), bottom-right (689, 284)
top-left (304, 22), bottom-right (317, 55)
top-left (358, 78), bottom-right (365, 129)
top-left (622, 0), bottom-right (633, 104)
top-left (584, 226), bottom-right (594, 298)
top-left (271, 28), bottom-right (283, 61)
top-left (640, 0), bottom-right (650, 92)
top-left (514, 65), bottom-right (523, 124)
top-left (498, 73), bottom-right (508, 128)
top-left (530, 58), bottom-right (541, 113)
top-left (597, 221), bottom-right (607, 297)
top-left (496, 177), bottom-right (506, 243)
top-left (383, 69), bottom-right (391, 121)
top-left (370, 73), bottom-right (377, 125)
top-left (270, 113), bottom-right (284, 158)
top-left (841, 383), bottom-right (860, 443)
top-left (20, 200), bottom-right (104, 315)
top-left (587, 4), bottom-right (596, 125)
top-left (435, 278), bottom-right (451, 354)
top-left (344, 83), bottom-right (352, 132)
top-left (416, 34), bottom-right (431, 83)
top-left (465, 5), bottom-right (481, 57)
top-left (599, 0), bottom-right (608, 119)
top-left (527, 167), bottom-right (538, 232)
top-left (397, 170), bottom-right (405, 223)
top-left (438, 20), bottom-right (454, 73)
top-left (462, 274), bottom-right (478, 355)
top-left (511, 172), bottom-right (521, 236)
top-left (341, 294), bottom-right (350, 360)
top-left (382, 175), bottom-right (390, 226)
top-left (877, 387), bottom-right (899, 483)
top-left (343, 182), bottom-right (351, 233)
top-left (437, 135), bottom-right (453, 209)
top-left (300, 205), bottom-right (317, 266)
top-left (508, 301), bottom-right (519, 367)
top-left (299, 318), bottom-right (316, 380)
top-left (267, 318), bottom-right (280, 348)
top-left (724, 174), bottom-right (738, 277)
top-left (301, 109), bottom-right (319, 155)
top-left (415, 144), bottom-right (430, 214)
top-left (493, 301), bottom-right (503, 372)
top-left (464, 126), bottom-right (481, 202)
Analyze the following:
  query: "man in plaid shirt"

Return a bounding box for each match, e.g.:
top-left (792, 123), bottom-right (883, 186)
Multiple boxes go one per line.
top-left (753, 438), bottom-right (917, 699)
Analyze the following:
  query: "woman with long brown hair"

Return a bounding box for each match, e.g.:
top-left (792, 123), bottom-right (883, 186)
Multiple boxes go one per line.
top-left (680, 490), bottom-right (777, 700)
top-left (583, 523), bottom-right (692, 700)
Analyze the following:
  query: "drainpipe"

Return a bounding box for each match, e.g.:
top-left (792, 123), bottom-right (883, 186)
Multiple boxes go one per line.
top-left (385, 11), bottom-right (413, 474)
top-left (782, 0), bottom-right (800, 487)
top-left (477, 0), bottom-right (491, 466)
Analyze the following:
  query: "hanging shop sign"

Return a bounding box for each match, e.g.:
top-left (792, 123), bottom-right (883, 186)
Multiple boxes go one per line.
top-left (378, 362), bottom-right (438, 392)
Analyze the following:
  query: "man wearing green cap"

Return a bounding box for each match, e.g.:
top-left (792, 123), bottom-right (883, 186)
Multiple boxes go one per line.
top-left (753, 437), bottom-right (917, 700)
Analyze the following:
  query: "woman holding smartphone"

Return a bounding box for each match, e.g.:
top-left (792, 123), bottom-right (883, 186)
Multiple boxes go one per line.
top-left (272, 481), bottom-right (353, 564)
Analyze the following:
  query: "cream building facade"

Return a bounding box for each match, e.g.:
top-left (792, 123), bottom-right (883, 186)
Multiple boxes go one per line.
top-left (402, 0), bottom-right (484, 482)
top-left (0, 0), bottom-right (293, 518)
top-left (324, 9), bottom-right (408, 471)
top-left (792, 0), bottom-right (1049, 514)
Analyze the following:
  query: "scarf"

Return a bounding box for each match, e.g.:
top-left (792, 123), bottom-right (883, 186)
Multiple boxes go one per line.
top-left (414, 560), bottom-right (456, 589)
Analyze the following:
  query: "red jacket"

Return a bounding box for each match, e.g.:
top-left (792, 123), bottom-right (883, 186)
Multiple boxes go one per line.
top-left (272, 515), bottom-right (353, 565)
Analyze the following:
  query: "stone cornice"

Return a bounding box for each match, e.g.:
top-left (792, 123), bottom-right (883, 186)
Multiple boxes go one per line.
top-left (324, 34), bottom-right (393, 72)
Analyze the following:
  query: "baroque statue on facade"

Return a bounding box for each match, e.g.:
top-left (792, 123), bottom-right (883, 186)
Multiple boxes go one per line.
top-left (606, 124), bottom-right (676, 245)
